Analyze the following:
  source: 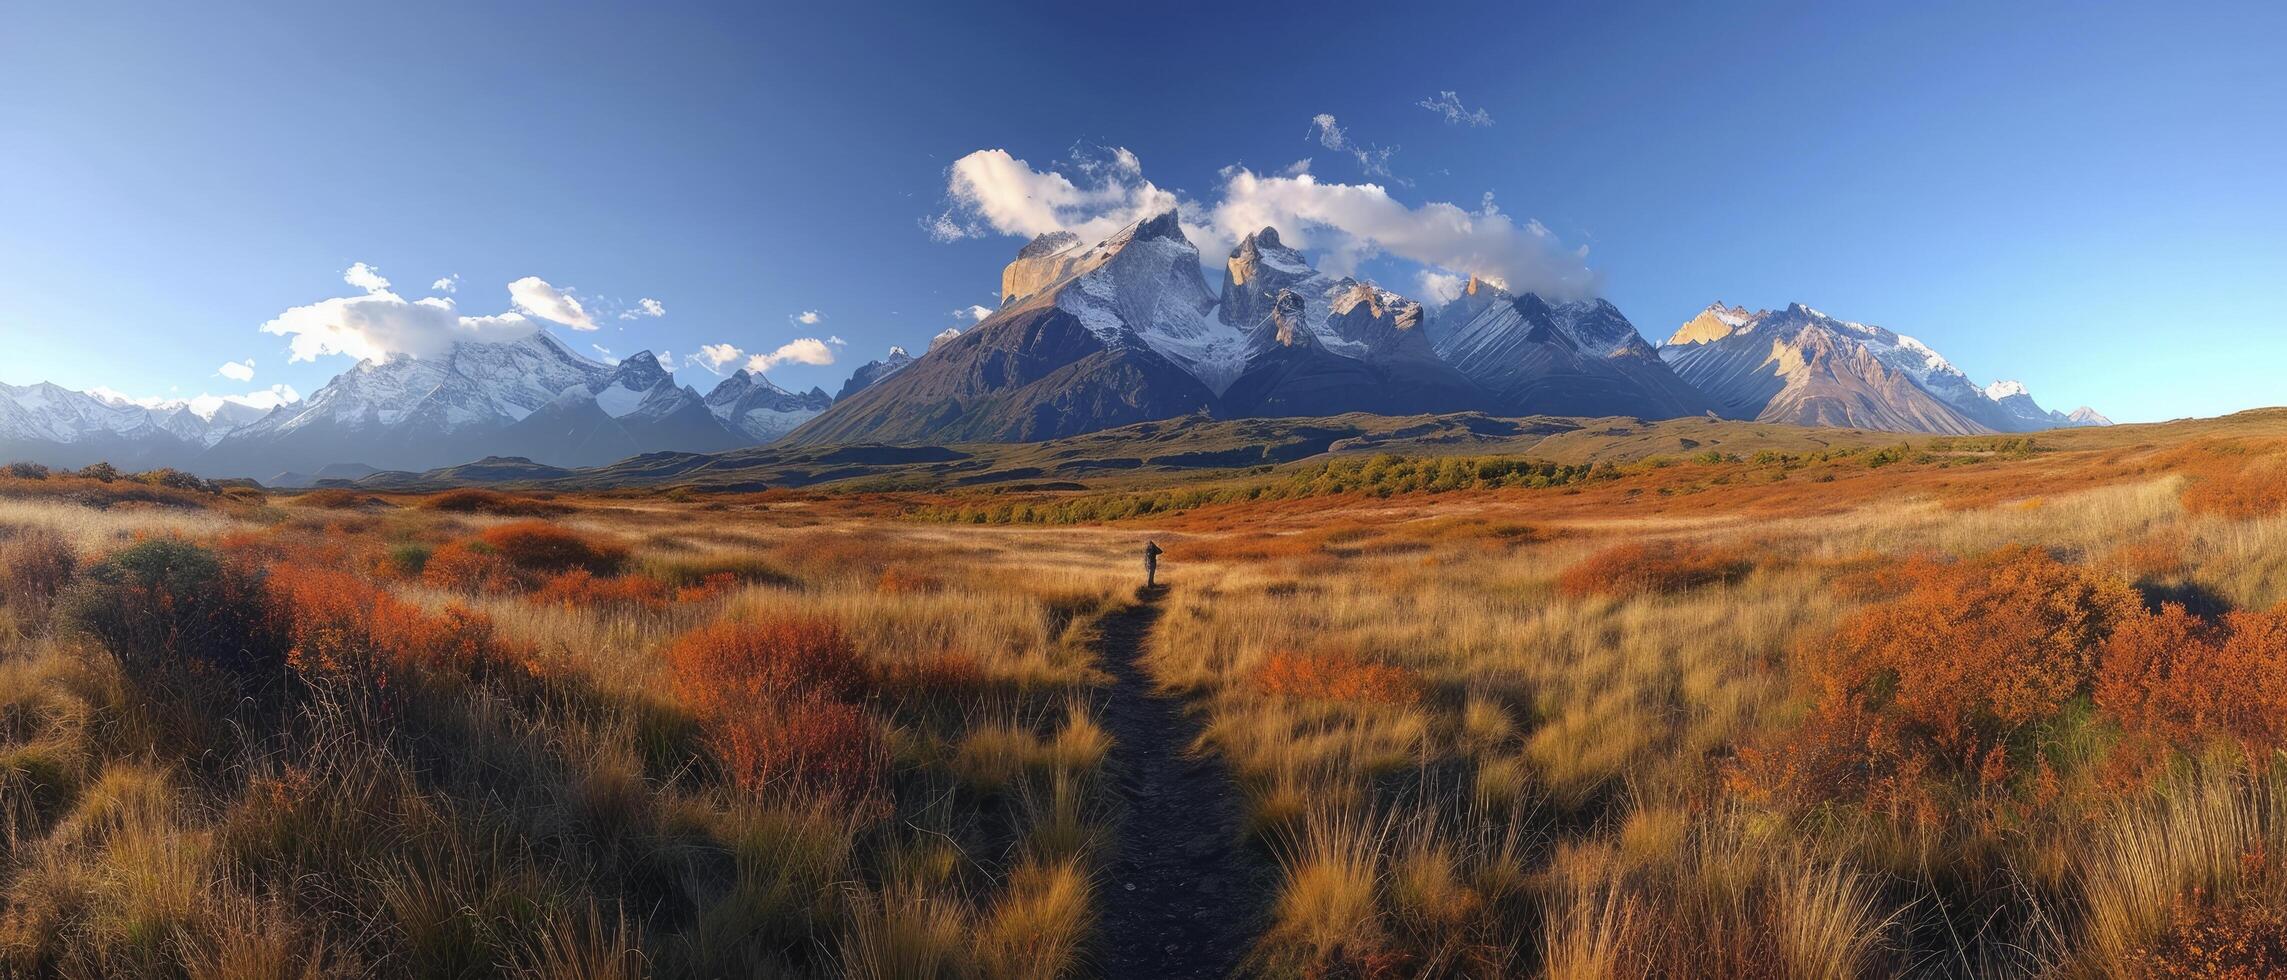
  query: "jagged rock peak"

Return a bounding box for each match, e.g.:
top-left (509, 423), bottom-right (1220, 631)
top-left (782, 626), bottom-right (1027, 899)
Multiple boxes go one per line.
top-left (1017, 231), bottom-right (1081, 259)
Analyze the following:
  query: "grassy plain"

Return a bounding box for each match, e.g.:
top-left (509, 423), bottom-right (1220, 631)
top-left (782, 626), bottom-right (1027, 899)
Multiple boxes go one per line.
top-left (6, 409), bottom-right (2287, 976)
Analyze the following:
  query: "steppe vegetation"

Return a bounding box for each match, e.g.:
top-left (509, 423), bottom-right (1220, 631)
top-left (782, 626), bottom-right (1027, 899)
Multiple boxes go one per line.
top-left (5, 415), bottom-right (2287, 976)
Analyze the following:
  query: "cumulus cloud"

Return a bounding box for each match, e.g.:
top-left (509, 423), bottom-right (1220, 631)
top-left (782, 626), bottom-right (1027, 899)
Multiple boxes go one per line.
top-left (791, 310), bottom-right (823, 325)
top-left (925, 149), bottom-right (1597, 301)
top-left (430, 274), bottom-right (459, 294)
top-left (1307, 114), bottom-right (1398, 179)
top-left (261, 287), bottom-right (536, 363)
top-left (508, 276), bottom-right (599, 331)
top-left (1418, 91), bottom-right (1494, 127)
top-left (344, 262), bottom-right (390, 293)
top-left (217, 359), bottom-right (256, 382)
top-left (746, 338), bottom-right (837, 373)
top-left (1415, 271), bottom-right (1468, 304)
top-left (927, 146), bottom-right (1183, 244)
top-left (691, 343), bottom-right (745, 374)
top-left (619, 297), bottom-right (665, 321)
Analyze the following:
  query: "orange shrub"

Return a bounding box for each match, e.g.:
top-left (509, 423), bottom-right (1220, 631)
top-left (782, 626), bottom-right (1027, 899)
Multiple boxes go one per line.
top-left (1556, 540), bottom-right (1750, 598)
top-left (664, 617), bottom-right (884, 806)
top-left (876, 567), bottom-right (945, 594)
top-left (420, 540), bottom-right (515, 593)
top-left (1252, 650), bottom-right (1419, 705)
top-left (264, 563), bottom-right (516, 681)
top-left (420, 488), bottom-right (568, 516)
top-left (673, 571), bottom-right (743, 604)
top-left (1733, 547), bottom-right (2141, 822)
top-left (530, 568), bottom-right (670, 610)
top-left (476, 521), bottom-right (626, 576)
top-left (2097, 603), bottom-right (2287, 760)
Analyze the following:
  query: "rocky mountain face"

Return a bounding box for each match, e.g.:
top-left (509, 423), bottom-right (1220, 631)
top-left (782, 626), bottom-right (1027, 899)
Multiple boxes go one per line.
top-left (0, 382), bottom-right (273, 470)
top-left (835, 348), bottom-right (916, 400)
top-left (1425, 277), bottom-right (1711, 419)
top-left (706, 369), bottom-right (835, 442)
top-left (789, 210), bottom-right (1717, 446)
top-left (1658, 303), bottom-right (2110, 434)
top-left (785, 211), bottom-right (1225, 445)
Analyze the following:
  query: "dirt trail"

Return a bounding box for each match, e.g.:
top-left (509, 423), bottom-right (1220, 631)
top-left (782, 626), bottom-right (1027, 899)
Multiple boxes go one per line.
top-left (1093, 585), bottom-right (1273, 979)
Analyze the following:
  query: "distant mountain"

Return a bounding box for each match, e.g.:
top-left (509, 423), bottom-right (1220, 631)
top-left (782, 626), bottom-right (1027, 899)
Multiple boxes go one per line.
top-left (0, 381), bottom-right (271, 470)
top-left (704, 369), bottom-right (834, 442)
top-left (1216, 228), bottom-right (1488, 417)
top-left (835, 347), bottom-right (916, 400)
top-left (1658, 302), bottom-right (2108, 434)
top-left (786, 209), bottom-right (1224, 445)
top-left (788, 210), bottom-right (1708, 446)
top-left (1426, 277), bottom-right (1711, 419)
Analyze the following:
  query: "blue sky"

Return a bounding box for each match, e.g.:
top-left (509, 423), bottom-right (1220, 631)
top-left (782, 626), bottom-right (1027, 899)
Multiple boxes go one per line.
top-left (2, 0), bottom-right (2281, 423)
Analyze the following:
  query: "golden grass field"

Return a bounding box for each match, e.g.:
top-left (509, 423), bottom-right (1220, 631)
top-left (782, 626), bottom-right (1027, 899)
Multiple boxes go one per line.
top-left (7, 410), bottom-right (2287, 977)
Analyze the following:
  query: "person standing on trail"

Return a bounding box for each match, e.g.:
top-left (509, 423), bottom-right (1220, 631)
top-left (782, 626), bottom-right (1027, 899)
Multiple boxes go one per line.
top-left (1143, 540), bottom-right (1164, 588)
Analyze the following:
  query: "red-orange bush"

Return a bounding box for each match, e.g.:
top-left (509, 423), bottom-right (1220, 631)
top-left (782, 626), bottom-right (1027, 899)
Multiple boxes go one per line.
top-left (2097, 603), bottom-right (2287, 760)
top-left (664, 617), bottom-right (885, 806)
top-left (1252, 651), bottom-right (1419, 705)
top-left (673, 571), bottom-right (743, 604)
top-left (1733, 547), bottom-right (2142, 822)
top-left (420, 540), bottom-right (515, 593)
top-left (476, 521), bottom-right (626, 576)
top-left (264, 563), bottom-right (518, 681)
top-left (530, 568), bottom-right (670, 610)
top-left (1556, 540), bottom-right (1750, 598)
top-left (419, 488), bottom-right (568, 516)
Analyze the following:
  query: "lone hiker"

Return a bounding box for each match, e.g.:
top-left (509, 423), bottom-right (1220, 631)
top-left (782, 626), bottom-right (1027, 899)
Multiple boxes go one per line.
top-left (1143, 540), bottom-right (1164, 588)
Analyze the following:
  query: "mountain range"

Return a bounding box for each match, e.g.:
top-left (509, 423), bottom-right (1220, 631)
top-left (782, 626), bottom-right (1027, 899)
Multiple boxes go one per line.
top-left (2, 208), bottom-right (2108, 480)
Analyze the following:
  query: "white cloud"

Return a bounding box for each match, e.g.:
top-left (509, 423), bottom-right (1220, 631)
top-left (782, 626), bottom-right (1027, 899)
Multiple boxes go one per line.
top-left (792, 310), bottom-right (823, 325)
top-left (590, 343), bottom-right (619, 365)
top-left (927, 149), bottom-right (1598, 301)
top-left (930, 326), bottom-right (963, 350)
top-left (1306, 114), bottom-right (1398, 179)
top-left (927, 146), bottom-right (1183, 243)
top-left (619, 296), bottom-right (665, 321)
top-left (217, 359), bottom-right (256, 382)
top-left (1416, 271), bottom-right (1468, 304)
top-left (344, 262), bottom-right (391, 293)
top-left (1418, 91), bottom-right (1494, 127)
top-left (827, 335), bottom-right (847, 346)
top-left (692, 343), bottom-right (745, 374)
top-left (746, 338), bottom-right (837, 373)
top-left (508, 276), bottom-right (599, 331)
top-left (261, 286), bottom-right (536, 363)
top-left (430, 274), bottom-right (459, 294)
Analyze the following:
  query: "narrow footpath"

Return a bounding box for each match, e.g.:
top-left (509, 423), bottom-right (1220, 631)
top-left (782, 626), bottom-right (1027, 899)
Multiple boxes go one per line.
top-left (1092, 585), bottom-right (1274, 979)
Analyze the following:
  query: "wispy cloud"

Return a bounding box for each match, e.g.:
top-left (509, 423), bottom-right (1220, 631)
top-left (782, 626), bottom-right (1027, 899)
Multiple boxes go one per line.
top-left (618, 297), bottom-right (665, 321)
top-left (430, 274), bottom-right (459, 294)
top-left (1308, 114), bottom-right (1400, 180)
top-left (1417, 91), bottom-right (1494, 127)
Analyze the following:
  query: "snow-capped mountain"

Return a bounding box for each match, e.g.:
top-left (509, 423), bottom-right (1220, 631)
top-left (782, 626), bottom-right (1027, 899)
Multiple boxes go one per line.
top-left (705, 369), bottom-right (834, 442)
top-left (1658, 303), bottom-right (2108, 434)
top-left (1216, 228), bottom-right (1486, 417)
top-left (1425, 277), bottom-right (1711, 419)
top-left (789, 208), bottom-right (1712, 446)
top-left (835, 348), bottom-right (916, 400)
top-left (787, 210), bottom-right (1224, 445)
top-left (1, 382), bottom-right (276, 469)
